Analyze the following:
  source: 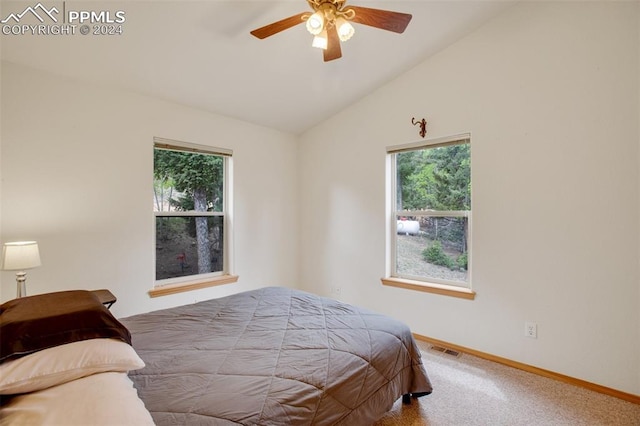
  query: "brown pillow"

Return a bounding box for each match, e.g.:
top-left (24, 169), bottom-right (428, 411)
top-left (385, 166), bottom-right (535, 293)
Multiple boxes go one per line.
top-left (0, 290), bottom-right (131, 363)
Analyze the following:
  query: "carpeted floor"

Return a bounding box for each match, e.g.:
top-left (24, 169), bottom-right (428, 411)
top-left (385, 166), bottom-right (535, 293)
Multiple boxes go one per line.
top-left (375, 341), bottom-right (640, 426)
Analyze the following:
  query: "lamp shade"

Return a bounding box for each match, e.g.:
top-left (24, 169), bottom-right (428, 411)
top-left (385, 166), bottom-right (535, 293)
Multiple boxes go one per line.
top-left (312, 29), bottom-right (328, 49)
top-left (336, 17), bottom-right (354, 41)
top-left (1, 241), bottom-right (41, 271)
top-left (306, 11), bottom-right (324, 35)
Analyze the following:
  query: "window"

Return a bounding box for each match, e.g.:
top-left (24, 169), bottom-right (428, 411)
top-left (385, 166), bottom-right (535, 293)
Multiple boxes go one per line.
top-left (152, 138), bottom-right (236, 295)
top-left (384, 134), bottom-right (472, 297)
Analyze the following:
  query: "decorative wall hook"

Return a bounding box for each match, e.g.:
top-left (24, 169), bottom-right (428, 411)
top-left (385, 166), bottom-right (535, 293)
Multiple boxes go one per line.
top-left (411, 117), bottom-right (427, 138)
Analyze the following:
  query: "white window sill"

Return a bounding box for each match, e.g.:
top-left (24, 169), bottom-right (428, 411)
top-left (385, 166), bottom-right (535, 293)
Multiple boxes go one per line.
top-left (149, 274), bottom-right (238, 298)
top-left (381, 277), bottom-right (475, 300)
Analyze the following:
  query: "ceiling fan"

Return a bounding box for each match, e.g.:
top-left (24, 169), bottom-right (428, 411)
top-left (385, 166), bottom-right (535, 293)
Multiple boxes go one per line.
top-left (250, 0), bottom-right (412, 62)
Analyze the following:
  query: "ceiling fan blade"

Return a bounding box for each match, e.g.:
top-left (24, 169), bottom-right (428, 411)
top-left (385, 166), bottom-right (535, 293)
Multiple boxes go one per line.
top-left (348, 6), bottom-right (412, 34)
top-left (323, 25), bottom-right (342, 62)
top-left (250, 12), bottom-right (307, 39)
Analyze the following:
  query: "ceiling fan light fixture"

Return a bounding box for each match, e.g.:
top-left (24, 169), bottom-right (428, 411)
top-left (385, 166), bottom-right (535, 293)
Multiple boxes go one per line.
top-left (335, 17), bottom-right (355, 42)
top-left (306, 11), bottom-right (324, 35)
top-left (312, 29), bottom-right (328, 49)
top-left (250, 1), bottom-right (413, 61)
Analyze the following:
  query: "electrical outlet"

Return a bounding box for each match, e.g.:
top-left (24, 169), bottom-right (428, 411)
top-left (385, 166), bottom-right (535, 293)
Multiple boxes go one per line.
top-left (525, 322), bottom-right (537, 339)
top-left (334, 287), bottom-right (341, 296)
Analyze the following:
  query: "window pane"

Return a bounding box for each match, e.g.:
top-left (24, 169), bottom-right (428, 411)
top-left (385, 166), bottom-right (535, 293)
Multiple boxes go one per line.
top-left (156, 216), bottom-right (224, 280)
top-left (396, 143), bottom-right (470, 211)
top-left (153, 149), bottom-right (224, 213)
top-left (396, 216), bottom-right (468, 285)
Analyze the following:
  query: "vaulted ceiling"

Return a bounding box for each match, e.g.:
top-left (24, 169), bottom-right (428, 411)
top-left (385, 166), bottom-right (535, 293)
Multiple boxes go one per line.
top-left (1, 1), bottom-right (515, 134)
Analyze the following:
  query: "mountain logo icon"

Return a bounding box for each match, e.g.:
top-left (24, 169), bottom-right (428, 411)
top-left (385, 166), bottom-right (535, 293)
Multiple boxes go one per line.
top-left (1, 3), bottom-right (59, 24)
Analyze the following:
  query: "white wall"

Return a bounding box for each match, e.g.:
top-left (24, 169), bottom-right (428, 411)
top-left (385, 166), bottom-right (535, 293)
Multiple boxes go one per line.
top-left (0, 62), bottom-right (299, 317)
top-left (298, 1), bottom-right (640, 395)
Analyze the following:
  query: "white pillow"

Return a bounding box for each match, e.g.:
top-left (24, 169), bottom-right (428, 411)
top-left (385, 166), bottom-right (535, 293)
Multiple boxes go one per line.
top-left (0, 372), bottom-right (155, 425)
top-left (0, 338), bottom-right (145, 395)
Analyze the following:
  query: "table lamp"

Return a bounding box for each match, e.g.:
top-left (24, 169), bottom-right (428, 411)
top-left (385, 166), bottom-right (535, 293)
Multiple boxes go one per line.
top-left (1, 241), bottom-right (41, 298)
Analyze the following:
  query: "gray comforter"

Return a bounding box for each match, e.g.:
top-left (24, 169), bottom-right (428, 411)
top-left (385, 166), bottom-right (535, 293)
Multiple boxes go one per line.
top-left (121, 287), bottom-right (432, 425)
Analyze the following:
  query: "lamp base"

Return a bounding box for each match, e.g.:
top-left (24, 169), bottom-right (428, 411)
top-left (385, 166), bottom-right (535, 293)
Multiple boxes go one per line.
top-left (16, 272), bottom-right (27, 298)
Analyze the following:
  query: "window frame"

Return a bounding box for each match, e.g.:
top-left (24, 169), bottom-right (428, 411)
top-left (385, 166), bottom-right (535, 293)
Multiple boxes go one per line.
top-left (150, 137), bottom-right (237, 296)
top-left (383, 133), bottom-right (474, 299)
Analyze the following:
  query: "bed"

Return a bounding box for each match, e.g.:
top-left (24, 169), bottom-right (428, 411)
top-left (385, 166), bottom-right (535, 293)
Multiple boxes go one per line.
top-left (0, 287), bottom-right (432, 425)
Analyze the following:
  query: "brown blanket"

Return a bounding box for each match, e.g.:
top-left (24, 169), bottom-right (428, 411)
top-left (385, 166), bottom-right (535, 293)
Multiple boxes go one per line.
top-left (121, 287), bottom-right (432, 425)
